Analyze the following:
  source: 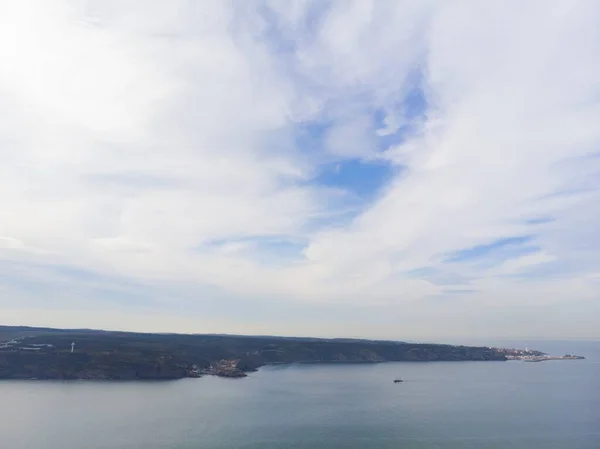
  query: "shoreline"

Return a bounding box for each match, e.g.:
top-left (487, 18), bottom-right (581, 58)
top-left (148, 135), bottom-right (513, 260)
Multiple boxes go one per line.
top-left (2, 355), bottom-right (587, 381)
top-left (521, 355), bottom-right (585, 362)
top-left (0, 325), bottom-right (585, 381)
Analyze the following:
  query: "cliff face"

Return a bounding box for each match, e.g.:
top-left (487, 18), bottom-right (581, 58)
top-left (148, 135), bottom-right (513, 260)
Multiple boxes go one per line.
top-left (0, 326), bottom-right (506, 380)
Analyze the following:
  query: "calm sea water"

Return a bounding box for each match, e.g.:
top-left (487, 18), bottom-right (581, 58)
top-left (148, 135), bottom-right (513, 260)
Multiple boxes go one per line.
top-left (0, 340), bottom-right (598, 449)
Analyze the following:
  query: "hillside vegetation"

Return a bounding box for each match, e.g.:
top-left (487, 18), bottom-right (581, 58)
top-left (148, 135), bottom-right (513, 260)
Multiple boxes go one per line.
top-left (0, 326), bottom-right (506, 380)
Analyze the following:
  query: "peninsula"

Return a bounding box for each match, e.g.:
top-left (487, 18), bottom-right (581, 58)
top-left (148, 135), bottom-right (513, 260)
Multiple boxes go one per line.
top-left (0, 325), bottom-right (568, 380)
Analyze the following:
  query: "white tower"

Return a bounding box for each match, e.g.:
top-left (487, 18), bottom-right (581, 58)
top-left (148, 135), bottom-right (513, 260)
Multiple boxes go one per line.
top-left (71, 342), bottom-right (75, 353)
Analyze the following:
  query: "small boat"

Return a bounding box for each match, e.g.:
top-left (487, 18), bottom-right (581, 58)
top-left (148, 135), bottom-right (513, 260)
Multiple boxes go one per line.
top-left (393, 378), bottom-right (403, 383)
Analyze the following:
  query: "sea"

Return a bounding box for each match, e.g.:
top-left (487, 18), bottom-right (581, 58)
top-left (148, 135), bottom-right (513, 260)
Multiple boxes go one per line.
top-left (0, 340), bottom-right (598, 449)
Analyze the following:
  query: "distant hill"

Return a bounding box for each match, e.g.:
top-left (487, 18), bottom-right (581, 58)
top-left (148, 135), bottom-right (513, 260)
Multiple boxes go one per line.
top-left (0, 325), bottom-right (506, 380)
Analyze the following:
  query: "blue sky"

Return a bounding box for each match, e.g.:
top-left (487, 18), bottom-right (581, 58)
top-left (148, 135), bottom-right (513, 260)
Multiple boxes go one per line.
top-left (0, 1), bottom-right (599, 341)
top-left (444, 236), bottom-right (537, 264)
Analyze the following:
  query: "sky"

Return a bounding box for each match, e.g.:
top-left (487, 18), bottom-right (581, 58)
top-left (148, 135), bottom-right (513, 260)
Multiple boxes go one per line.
top-left (1, 1), bottom-right (599, 342)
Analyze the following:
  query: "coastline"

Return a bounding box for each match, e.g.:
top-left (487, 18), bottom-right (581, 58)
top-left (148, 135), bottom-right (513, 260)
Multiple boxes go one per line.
top-left (0, 325), bottom-right (586, 381)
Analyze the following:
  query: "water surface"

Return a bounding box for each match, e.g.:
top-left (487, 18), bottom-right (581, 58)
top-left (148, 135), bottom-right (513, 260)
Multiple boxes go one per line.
top-left (1, 340), bottom-right (598, 449)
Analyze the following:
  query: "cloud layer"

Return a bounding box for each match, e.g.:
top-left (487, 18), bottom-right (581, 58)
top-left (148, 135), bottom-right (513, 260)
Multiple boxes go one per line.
top-left (1, 1), bottom-right (599, 340)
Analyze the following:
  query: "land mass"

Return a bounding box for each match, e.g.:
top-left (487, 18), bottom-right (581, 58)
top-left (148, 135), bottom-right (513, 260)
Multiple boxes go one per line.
top-left (0, 325), bottom-right (564, 380)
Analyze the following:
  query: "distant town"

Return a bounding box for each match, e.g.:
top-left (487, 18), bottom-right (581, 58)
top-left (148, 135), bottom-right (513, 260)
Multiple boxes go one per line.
top-left (492, 347), bottom-right (585, 362)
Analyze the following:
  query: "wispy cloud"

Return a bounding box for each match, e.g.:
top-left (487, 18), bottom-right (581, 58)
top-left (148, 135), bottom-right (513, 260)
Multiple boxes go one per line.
top-left (1, 1), bottom-right (599, 339)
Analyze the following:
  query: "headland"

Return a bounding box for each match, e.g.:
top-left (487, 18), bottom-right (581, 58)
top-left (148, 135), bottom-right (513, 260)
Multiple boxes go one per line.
top-left (0, 326), bottom-right (583, 380)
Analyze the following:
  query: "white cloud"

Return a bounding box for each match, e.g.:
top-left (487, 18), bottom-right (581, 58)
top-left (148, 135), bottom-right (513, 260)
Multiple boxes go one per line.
top-left (1, 1), bottom-right (599, 339)
top-left (324, 115), bottom-right (376, 158)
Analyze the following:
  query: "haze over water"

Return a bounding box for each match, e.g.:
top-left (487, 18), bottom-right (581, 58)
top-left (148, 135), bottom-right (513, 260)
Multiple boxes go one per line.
top-left (1, 340), bottom-right (598, 449)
